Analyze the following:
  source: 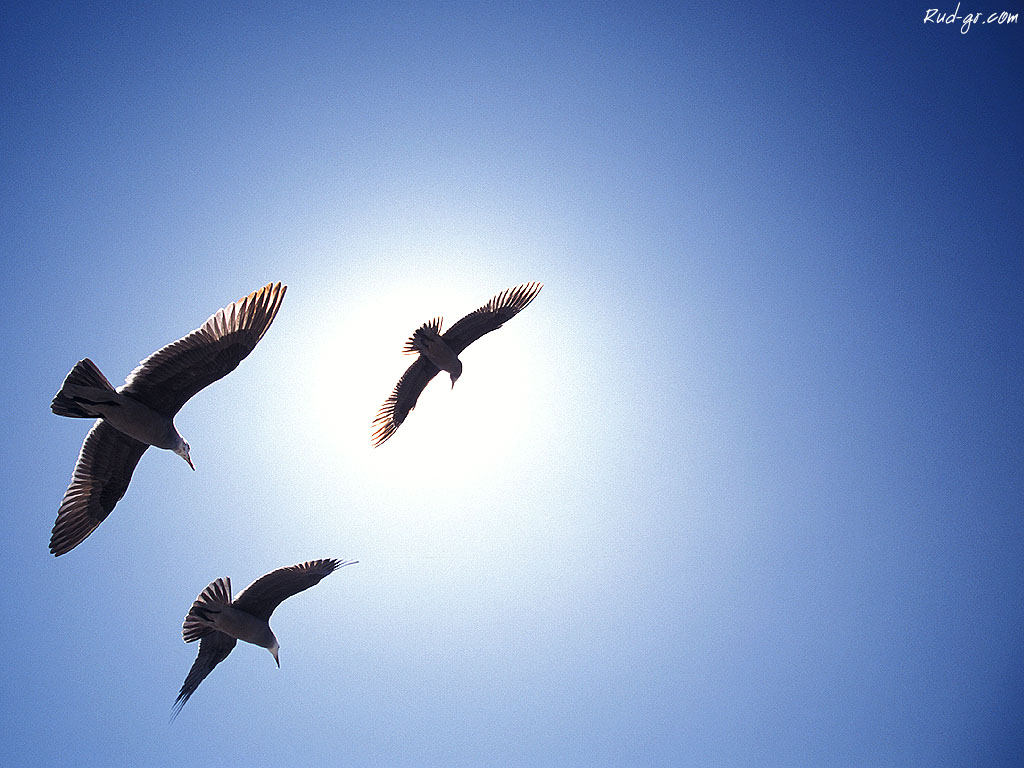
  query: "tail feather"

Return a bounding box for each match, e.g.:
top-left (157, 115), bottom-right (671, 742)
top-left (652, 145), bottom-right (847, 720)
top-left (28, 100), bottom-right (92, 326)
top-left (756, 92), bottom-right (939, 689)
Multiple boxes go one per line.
top-left (402, 317), bottom-right (443, 355)
top-left (51, 358), bottom-right (118, 418)
top-left (182, 577), bottom-right (232, 643)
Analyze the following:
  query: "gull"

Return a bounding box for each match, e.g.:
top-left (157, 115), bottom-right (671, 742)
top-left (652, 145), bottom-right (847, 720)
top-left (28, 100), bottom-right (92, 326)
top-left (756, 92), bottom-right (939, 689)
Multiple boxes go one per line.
top-left (49, 282), bottom-right (286, 556)
top-left (173, 558), bottom-right (357, 718)
top-left (372, 281), bottom-right (543, 447)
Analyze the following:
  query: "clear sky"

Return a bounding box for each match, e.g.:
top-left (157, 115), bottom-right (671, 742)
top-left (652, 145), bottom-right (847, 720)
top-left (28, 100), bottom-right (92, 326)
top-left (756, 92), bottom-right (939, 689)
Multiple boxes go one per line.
top-left (1, 2), bottom-right (1021, 766)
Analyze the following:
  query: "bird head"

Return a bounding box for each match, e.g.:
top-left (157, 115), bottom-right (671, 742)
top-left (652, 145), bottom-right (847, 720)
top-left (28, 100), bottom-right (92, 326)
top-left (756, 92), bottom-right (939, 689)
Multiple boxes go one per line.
top-left (450, 360), bottom-right (463, 389)
top-left (269, 639), bottom-right (280, 668)
top-left (175, 438), bottom-right (194, 471)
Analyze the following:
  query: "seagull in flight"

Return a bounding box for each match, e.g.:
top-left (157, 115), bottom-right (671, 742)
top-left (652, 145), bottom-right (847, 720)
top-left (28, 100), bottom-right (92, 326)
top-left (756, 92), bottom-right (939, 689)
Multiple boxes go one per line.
top-left (371, 281), bottom-right (543, 447)
top-left (173, 559), bottom-right (356, 718)
top-left (49, 282), bottom-right (286, 555)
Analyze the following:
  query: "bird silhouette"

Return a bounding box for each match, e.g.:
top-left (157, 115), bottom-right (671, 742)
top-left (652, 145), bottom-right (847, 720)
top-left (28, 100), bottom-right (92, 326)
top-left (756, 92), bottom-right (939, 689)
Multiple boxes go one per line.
top-left (173, 558), bottom-right (356, 718)
top-left (49, 282), bottom-right (286, 555)
top-left (372, 281), bottom-right (543, 447)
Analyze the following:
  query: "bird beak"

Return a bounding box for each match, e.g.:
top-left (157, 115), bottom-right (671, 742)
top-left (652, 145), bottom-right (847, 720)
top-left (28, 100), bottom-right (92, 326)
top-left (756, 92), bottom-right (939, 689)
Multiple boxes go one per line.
top-left (185, 455), bottom-right (195, 471)
top-left (273, 649), bottom-right (280, 668)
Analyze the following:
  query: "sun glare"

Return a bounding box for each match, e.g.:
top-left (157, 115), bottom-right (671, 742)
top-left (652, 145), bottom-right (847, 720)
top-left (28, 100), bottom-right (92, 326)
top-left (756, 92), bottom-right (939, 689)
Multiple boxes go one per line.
top-left (296, 278), bottom-right (544, 514)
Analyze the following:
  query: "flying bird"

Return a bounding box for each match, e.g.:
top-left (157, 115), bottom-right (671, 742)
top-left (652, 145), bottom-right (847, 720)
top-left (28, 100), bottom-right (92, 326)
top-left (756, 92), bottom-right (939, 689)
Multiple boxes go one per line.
top-left (371, 281), bottom-right (543, 447)
top-left (49, 282), bottom-right (286, 556)
top-left (173, 558), bottom-right (356, 718)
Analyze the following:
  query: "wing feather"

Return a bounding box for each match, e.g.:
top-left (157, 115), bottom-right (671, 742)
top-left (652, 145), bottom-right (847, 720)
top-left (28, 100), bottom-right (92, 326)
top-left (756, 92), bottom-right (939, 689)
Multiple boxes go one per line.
top-left (232, 559), bottom-right (354, 621)
top-left (172, 631), bottom-right (237, 719)
top-left (50, 421), bottom-right (149, 556)
top-left (441, 281), bottom-right (542, 355)
top-left (122, 282), bottom-right (286, 416)
top-left (371, 356), bottom-right (440, 447)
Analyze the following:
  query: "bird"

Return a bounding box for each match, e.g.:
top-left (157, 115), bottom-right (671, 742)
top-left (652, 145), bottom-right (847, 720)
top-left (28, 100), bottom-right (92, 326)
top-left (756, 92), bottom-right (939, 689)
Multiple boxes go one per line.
top-left (371, 281), bottom-right (543, 447)
top-left (173, 558), bottom-right (356, 718)
top-left (49, 282), bottom-right (286, 556)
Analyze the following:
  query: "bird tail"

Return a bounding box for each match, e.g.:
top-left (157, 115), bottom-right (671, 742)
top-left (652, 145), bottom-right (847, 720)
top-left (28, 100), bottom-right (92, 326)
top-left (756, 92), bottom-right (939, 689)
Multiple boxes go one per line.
top-left (182, 577), bottom-right (232, 643)
top-left (402, 317), bottom-right (443, 354)
top-left (51, 358), bottom-right (117, 418)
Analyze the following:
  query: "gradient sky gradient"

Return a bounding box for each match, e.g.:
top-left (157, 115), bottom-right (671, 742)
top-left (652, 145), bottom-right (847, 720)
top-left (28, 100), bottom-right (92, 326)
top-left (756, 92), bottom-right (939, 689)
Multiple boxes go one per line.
top-left (2, 2), bottom-right (1022, 766)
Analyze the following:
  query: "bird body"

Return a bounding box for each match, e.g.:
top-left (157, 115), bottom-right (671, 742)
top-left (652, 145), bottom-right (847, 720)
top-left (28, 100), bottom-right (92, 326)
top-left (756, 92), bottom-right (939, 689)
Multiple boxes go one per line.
top-left (173, 559), bottom-right (355, 717)
top-left (194, 601), bottom-right (279, 651)
top-left (50, 282), bottom-right (286, 556)
top-left (404, 318), bottom-right (462, 383)
top-left (91, 392), bottom-right (186, 453)
top-left (372, 281), bottom-right (543, 447)
top-left (53, 358), bottom-right (190, 456)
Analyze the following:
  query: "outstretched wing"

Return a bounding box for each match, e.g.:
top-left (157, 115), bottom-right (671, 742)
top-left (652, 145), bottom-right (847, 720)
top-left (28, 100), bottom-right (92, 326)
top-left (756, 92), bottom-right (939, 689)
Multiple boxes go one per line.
top-left (122, 282), bottom-right (286, 417)
top-left (50, 420), bottom-right (149, 556)
top-left (441, 282), bottom-right (543, 355)
top-left (172, 630), bottom-right (237, 719)
top-left (371, 356), bottom-right (440, 447)
top-left (233, 559), bottom-right (355, 622)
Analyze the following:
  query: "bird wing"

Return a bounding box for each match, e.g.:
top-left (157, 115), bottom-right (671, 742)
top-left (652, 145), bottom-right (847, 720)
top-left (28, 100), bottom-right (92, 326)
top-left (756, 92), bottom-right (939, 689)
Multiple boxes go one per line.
top-left (232, 559), bottom-right (353, 622)
top-left (121, 282), bottom-right (286, 417)
top-left (441, 282), bottom-right (543, 355)
top-left (371, 356), bottom-right (440, 447)
top-left (172, 630), bottom-right (237, 719)
top-left (50, 420), bottom-right (149, 556)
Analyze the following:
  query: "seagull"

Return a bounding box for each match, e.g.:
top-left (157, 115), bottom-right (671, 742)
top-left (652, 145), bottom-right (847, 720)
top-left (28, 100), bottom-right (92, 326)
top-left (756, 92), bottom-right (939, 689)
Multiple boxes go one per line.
top-left (49, 282), bottom-right (286, 556)
top-left (371, 281), bottom-right (543, 447)
top-left (173, 558), bottom-right (356, 718)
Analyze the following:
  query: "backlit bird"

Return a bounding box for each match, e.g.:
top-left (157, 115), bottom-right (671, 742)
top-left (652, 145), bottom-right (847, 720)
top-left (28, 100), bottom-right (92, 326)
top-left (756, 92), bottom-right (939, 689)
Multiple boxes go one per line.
top-left (371, 281), bottom-right (543, 447)
top-left (49, 282), bottom-right (286, 555)
top-left (173, 559), bottom-right (356, 718)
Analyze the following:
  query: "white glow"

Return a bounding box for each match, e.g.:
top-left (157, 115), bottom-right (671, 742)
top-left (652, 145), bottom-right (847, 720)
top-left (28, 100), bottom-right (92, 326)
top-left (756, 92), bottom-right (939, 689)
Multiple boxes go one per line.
top-left (296, 279), bottom-right (545, 514)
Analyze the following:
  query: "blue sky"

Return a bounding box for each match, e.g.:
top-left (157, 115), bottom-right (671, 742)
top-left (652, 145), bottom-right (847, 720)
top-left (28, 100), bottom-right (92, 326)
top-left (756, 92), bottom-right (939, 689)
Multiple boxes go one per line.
top-left (2, 2), bottom-right (1022, 766)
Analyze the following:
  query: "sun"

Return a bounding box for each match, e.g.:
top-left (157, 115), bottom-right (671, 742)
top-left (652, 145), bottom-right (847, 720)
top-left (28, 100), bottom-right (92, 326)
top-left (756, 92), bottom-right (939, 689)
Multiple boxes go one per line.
top-left (294, 280), bottom-right (544, 511)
